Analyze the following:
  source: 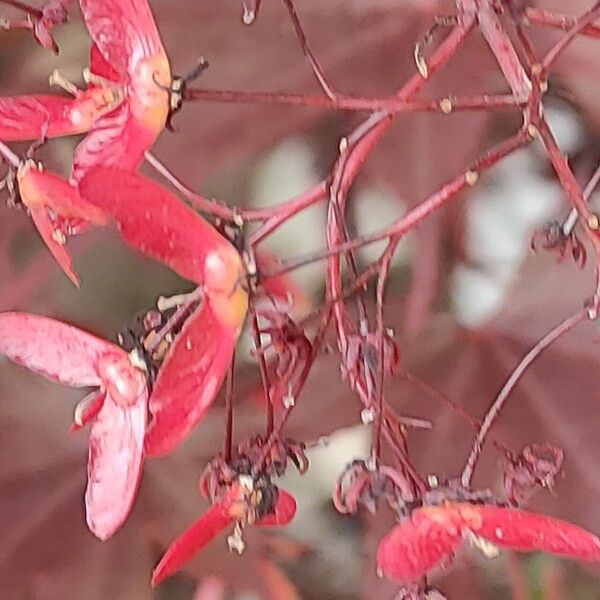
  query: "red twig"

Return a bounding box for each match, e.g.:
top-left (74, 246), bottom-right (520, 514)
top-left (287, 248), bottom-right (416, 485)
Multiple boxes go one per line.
top-left (183, 87), bottom-right (519, 114)
top-left (461, 308), bottom-right (588, 487)
top-left (524, 7), bottom-right (600, 40)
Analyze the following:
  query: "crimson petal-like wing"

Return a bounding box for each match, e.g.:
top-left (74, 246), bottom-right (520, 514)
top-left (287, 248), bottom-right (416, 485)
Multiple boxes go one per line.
top-left (85, 390), bottom-right (147, 540)
top-left (79, 0), bottom-right (166, 79)
top-left (78, 167), bottom-right (227, 283)
top-left (0, 312), bottom-right (122, 387)
top-left (376, 507), bottom-right (463, 582)
top-left (28, 206), bottom-right (80, 286)
top-left (71, 105), bottom-right (156, 181)
top-left (257, 489), bottom-right (297, 527)
top-left (0, 94), bottom-right (95, 141)
top-left (19, 163), bottom-right (107, 224)
top-left (151, 502), bottom-right (235, 587)
top-left (144, 302), bottom-right (237, 456)
top-left (151, 487), bottom-right (297, 586)
top-left (472, 505), bottom-right (600, 561)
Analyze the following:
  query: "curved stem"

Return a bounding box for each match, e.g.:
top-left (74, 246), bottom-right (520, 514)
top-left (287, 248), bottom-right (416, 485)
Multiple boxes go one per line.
top-left (460, 309), bottom-right (587, 487)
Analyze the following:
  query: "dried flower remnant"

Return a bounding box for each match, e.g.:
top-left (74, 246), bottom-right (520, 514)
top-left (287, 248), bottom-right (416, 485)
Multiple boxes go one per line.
top-left (0, 0), bottom-right (71, 54)
top-left (530, 220), bottom-right (587, 268)
top-left (503, 443), bottom-right (564, 506)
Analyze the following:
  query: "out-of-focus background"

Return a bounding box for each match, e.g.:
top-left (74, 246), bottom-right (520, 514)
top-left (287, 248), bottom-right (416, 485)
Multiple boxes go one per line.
top-left (1, 1), bottom-right (600, 598)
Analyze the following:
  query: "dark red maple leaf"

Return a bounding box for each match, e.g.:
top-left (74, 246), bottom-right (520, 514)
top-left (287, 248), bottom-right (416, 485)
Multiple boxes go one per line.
top-left (79, 166), bottom-right (249, 455)
top-left (152, 477), bottom-right (297, 587)
top-left (377, 502), bottom-right (600, 583)
top-left (0, 311), bottom-right (148, 540)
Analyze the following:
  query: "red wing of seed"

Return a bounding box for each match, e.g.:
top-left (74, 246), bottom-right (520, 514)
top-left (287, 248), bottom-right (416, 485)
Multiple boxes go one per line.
top-left (151, 501), bottom-right (235, 587)
top-left (376, 506), bottom-right (463, 582)
top-left (0, 94), bottom-right (104, 141)
top-left (71, 104), bottom-right (157, 180)
top-left (471, 504), bottom-right (600, 561)
top-left (152, 486), bottom-right (296, 587)
top-left (85, 389), bottom-right (147, 540)
top-left (144, 302), bottom-right (237, 456)
top-left (79, 0), bottom-right (166, 80)
top-left (18, 164), bottom-right (107, 284)
top-left (78, 167), bottom-right (227, 283)
top-left (0, 312), bottom-right (124, 388)
top-left (28, 206), bottom-right (80, 286)
top-left (21, 165), bottom-right (107, 224)
top-left (257, 489), bottom-right (297, 527)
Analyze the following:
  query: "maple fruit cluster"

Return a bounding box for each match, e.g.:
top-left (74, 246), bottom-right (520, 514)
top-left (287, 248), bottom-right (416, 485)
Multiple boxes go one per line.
top-left (2, 0), bottom-right (600, 598)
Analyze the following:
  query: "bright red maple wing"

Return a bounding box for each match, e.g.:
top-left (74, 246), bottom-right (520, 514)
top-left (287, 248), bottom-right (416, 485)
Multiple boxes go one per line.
top-left (89, 43), bottom-right (122, 83)
top-left (0, 95), bottom-right (91, 141)
top-left (471, 505), bottom-right (600, 561)
top-left (144, 302), bottom-right (237, 456)
top-left (376, 507), bottom-right (463, 582)
top-left (85, 390), bottom-right (147, 540)
top-left (79, 0), bottom-right (166, 79)
top-left (71, 105), bottom-right (157, 181)
top-left (151, 502), bottom-right (235, 587)
top-left (20, 164), bottom-right (107, 225)
top-left (28, 206), bottom-right (80, 286)
top-left (78, 167), bottom-right (228, 282)
top-left (0, 312), bottom-right (124, 387)
top-left (257, 489), bottom-right (297, 526)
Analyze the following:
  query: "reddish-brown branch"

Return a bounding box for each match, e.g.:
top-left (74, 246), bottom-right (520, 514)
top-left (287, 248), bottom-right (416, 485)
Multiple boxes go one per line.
top-left (373, 241), bottom-right (398, 464)
top-left (460, 309), bottom-right (588, 487)
top-left (223, 352), bottom-right (236, 463)
top-left (183, 87), bottom-right (519, 114)
top-left (280, 0), bottom-right (336, 99)
top-left (0, 0), bottom-right (42, 16)
top-left (249, 306), bottom-right (274, 435)
top-left (542, 2), bottom-right (600, 70)
top-left (264, 129), bottom-right (531, 281)
top-left (0, 141), bottom-right (21, 168)
top-left (524, 7), bottom-right (600, 40)
top-left (146, 151), bottom-right (327, 226)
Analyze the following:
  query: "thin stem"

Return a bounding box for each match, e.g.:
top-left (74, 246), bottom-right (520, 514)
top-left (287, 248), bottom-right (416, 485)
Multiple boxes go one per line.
top-left (472, 0), bottom-right (531, 101)
top-left (145, 151), bottom-right (238, 221)
top-left (281, 0), bottom-right (336, 99)
top-left (249, 182), bottom-right (328, 244)
top-left (262, 130), bottom-right (531, 282)
top-left (223, 352), bottom-right (236, 463)
top-left (0, 0), bottom-right (41, 16)
top-left (562, 161), bottom-right (600, 235)
top-left (252, 308), bottom-right (333, 476)
top-left (146, 150), bottom-right (328, 225)
top-left (250, 307), bottom-right (273, 435)
top-left (0, 141), bottom-right (21, 168)
top-left (524, 7), bottom-right (600, 40)
top-left (460, 309), bottom-right (588, 487)
top-left (542, 2), bottom-right (600, 71)
top-left (372, 241), bottom-right (398, 464)
top-left (183, 87), bottom-right (518, 114)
